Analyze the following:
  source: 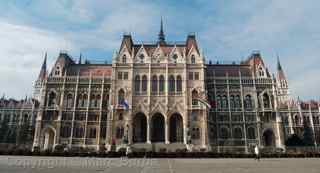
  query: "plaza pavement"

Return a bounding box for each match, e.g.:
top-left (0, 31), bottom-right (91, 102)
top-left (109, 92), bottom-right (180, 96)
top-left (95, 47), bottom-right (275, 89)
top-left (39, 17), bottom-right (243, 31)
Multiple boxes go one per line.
top-left (0, 156), bottom-right (319, 173)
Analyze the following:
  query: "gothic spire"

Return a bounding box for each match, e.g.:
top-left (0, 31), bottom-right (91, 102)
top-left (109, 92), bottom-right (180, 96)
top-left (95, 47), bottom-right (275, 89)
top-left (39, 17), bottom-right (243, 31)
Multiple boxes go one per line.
top-left (277, 55), bottom-right (282, 71)
top-left (79, 53), bottom-right (82, 64)
top-left (158, 18), bottom-right (165, 44)
top-left (38, 52), bottom-right (47, 80)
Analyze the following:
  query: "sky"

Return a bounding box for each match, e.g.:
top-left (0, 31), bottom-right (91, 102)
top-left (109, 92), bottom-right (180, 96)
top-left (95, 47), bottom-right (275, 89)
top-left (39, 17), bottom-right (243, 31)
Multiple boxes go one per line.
top-left (0, 0), bottom-right (319, 100)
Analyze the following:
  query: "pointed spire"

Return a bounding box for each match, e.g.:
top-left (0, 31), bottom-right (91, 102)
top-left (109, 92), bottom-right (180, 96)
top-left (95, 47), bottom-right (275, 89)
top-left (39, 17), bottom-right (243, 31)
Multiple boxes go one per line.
top-left (158, 17), bottom-right (165, 44)
top-left (79, 53), bottom-right (82, 64)
top-left (38, 52), bottom-right (47, 80)
top-left (277, 55), bottom-right (282, 71)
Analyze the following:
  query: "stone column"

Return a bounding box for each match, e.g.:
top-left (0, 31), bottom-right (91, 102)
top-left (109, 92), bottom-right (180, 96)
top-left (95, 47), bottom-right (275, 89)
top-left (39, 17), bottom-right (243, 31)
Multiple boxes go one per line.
top-left (165, 116), bottom-right (170, 144)
top-left (147, 115), bottom-right (151, 144)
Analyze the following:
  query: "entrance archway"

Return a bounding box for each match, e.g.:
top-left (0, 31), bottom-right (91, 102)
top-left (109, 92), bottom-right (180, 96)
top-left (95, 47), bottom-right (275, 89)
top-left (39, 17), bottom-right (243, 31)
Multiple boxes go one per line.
top-left (263, 129), bottom-right (275, 147)
top-left (169, 113), bottom-right (184, 142)
top-left (151, 113), bottom-right (165, 142)
top-left (133, 113), bottom-right (147, 143)
top-left (43, 128), bottom-right (55, 151)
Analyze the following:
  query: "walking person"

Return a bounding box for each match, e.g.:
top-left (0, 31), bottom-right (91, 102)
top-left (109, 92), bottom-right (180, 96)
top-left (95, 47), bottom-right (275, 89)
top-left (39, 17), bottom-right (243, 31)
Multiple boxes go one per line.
top-left (254, 144), bottom-right (260, 161)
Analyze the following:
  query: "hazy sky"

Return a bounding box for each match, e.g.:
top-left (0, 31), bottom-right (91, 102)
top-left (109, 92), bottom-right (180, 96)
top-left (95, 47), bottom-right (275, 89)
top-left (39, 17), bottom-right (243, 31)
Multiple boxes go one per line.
top-left (0, 0), bottom-right (319, 100)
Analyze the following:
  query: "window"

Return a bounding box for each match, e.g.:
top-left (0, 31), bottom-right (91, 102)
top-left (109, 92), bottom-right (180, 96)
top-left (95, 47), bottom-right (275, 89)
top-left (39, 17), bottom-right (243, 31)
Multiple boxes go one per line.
top-left (220, 127), bottom-right (229, 139)
top-left (61, 126), bottom-right (71, 138)
top-left (216, 95), bottom-right (222, 109)
top-left (122, 55), bottom-right (127, 63)
top-left (247, 127), bottom-right (256, 139)
top-left (176, 75), bottom-right (182, 92)
top-left (142, 75), bottom-right (148, 92)
top-left (116, 126), bottom-right (124, 139)
top-left (258, 66), bottom-right (265, 77)
top-left (118, 113), bottom-right (123, 121)
top-left (230, 95), bottom-right (235, 109)
top-left (82, 94), bottom-right (88, 107)
top-left (172, 54), bottom-right (178, 63)
top-left (263, 93), bottom-right (270, 108)
top-left (159, 75), bottom-right (165, 93)
top-left (245, 95), bottom-right (253, 110)
top-left (123, 72), bottom-right (128, 80)
top-left (118, 89), bottom-right (125, 105)
top-left (169, 75), bottom-right (175, 92)
top-left (134, 75), bottom-right (140, 92)
top-left (152, 75), bottom-right (158, 93)
top-left (222, 95), bottom-right (228, 109)
top-left (54, 66), bottom-right (61, 76)
top-left (191, 55), bottom-right (196, 64)
top-left (192, 90), bottom-right (199, 106)
top-left (233, 127), bottom-right (242, 139)
top-left (235, 95), bottom-right (241, 108)
top-left (118, 72), bottom-right (122, 80)
top-left (95, 95), bottom-right (101, 107)
top-left (74, 127), bottom-right (84, 138)
top-left (66, 94), bottom-right (73, 108)
top-left (90, 94), bottom-right (96, 107)
top-left (192, 127), bottom-right (200, 139)
top-left (48, 91), bottom-right (56, 107)
top-left (139, 54), bottom-right (145, 63)
top-left (89, 128), bottom-right (96, 138)
top-left (194, 72), bottom-right (199, 80)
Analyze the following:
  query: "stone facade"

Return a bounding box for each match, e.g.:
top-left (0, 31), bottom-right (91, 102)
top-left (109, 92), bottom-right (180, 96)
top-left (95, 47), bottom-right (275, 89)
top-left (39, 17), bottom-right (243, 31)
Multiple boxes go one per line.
top-left (0, 24), bottom-right (319, 153)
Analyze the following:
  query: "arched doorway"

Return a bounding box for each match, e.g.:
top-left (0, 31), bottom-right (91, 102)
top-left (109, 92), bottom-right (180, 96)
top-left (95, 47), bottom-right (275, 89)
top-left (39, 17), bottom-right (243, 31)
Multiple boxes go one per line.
top-left (263, 129), bottom-right (275, 147)
top-left (43, 128), bottom-right (55, 151)
top-left (151, 113), bottom-right (165, 142)
top-left (133, 113), bottom-right (147, 143)
top-left (169, 113), bottom-right (183, 143)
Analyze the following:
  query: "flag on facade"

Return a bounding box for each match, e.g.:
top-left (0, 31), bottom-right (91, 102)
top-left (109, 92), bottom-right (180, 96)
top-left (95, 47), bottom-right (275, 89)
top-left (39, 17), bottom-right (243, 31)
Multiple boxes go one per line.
top-left (121, 99), bottom-right (129, 110)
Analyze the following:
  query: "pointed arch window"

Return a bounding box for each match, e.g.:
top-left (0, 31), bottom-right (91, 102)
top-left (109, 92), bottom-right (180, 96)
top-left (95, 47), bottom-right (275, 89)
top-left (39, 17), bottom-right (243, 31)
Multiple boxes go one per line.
top-left (122, 54), bottom-right (127, 64)
top-left (118, 89), bottom-right (125, 105)
top-left (95, 95), bottom-right (101, 107)
top-left (159, 75), bottom-right (165, 93)
top-left (216, 95), bottom-right (222, 109)
top-left (191, 55), bottom-right (196, 64)
top-left (233, 127), bottom-right (243, 139)
top-left (142, 75), bottom-right (148, 92)
top-left (192, 90), bottom-right (199, 106)
top-left (235, 95), bottom-right (241, 108)
top-left (152, 75), bottom-right (158, 93)
top-left (54, 66), bottom-right (61, 76)
top-left (139, 54), bottom-right (145, 63)
top-left (247, 127), bottom-right (256, 139)
top-left (134, 75), bottom-right (140, 93)
top-left (82, 94), bottom-right (88, 107)
top-left (48, 91), bottom-right (56, 107)
top-left (176, 75), bottom-right (182, 92)
top-left (263, 93), bottom-right (270, 108)
top-left (66, 93), bottom-right (73, 108)
top-left (245, 95), bottom-right (253, 110)
top-left (222, 95), bottom-right (228, 109)
top-left (172, 54), bottom-right (178, 63)
top-left (258, 66), bottom-right (265, 77)
top-left (230, 95), bottom-right (235, 109)
top-left (169, 75), bottom-right (175, 93)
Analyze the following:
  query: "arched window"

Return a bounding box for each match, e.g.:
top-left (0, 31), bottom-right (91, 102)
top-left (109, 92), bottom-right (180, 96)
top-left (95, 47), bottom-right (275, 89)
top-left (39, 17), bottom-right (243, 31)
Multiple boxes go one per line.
top-left (139, 54), bottom-right (145, 63)
top-left (54, 66), bottom-right (61, 76)
top-left (192, 90), bottom-right (199, 106)
top-left (245, 95), bottom-right (253, 109)
top-left (191, 55), bottom-right (196, 64)
top-left (142, 75), bottom-right (148, 92)
top-left (118, 89), bottom-right (125, 105)
top-left (258, 66), bottom-right (264, 77)
top-left (220, 127), bottom-right (229, 139)
top-left (233, 127), bottom-right (243, 139)
top-left (222, 95), bottom-right (228, 109)
top-left (74, 127), bottom-right (84, 138)
top-left (122, 54), bottom-right (127, 63)
top-left (82, 94), bottom-right (88, 107)
top-left (95, 95), bottom-right (101, 107)
top-left (152, 75), bottom-right (158, 93)
top-left (78, 94), bottom-right (83, 107)
top-left (89, 128), bottom-right (96, 138)
top-left (134, 75), bottom-right (140, 93)
top-left (116, 126), bottom-right (124, 139)
top-left (216, 95), bottom-right (222, 109)
top-left (169, 75), bottom-right (175, 93)
top-left (90, 94), bottom-right (96, 107)
top-left (230, 95), bottom-right (235, 109)
top-left (263, 93), bottom-right (270, 108)
top-left (48, 91), bottom-right (56, 107)
top-left (176, 75), bottom-right (182, 92)
top-left (247, 127), bottom-right (256, 139)
top-left (66, 93), bottom-right (73, 108)
top-left (159, 75), bottom-right (165, 93)
top-left (172, 54), bottom-right (178, 63)
top-left (235, 95), bottom-right (241, 108)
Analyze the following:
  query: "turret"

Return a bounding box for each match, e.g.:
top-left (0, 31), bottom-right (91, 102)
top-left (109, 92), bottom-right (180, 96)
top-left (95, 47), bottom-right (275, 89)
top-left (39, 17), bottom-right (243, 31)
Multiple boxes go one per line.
top-left (158, 18), bottom-right (166, 45)
top-left (276, 56), bottom-right (289, 103)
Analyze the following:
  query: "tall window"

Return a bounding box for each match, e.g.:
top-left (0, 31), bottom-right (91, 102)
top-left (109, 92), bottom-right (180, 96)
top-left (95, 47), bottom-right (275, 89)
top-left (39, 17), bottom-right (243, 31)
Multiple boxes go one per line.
top-left (169, 75), bottom-right (175, 92)
top-left (48, 91), bottom-right (56, 107)
top-left (220, 127), bottom-right (229, 139)
top-left (134, 75), bottom-right (140, 93)
top-left (118, 89), bottom-right (125, 105)
top-left (263, 93), bottom-right (270, 108)
top-left (122, 55), bottom-right (127, 63)
top-left (116, 126), bottom-right (124, 139)
top-left (142, 75), bottom-right (148, 92)
top-left (152, 75), bottom-right (158, 93)
top-left (247, 127), bottom-right (255, 139)
top-left (233, 127), bottom-right (242, 139)
top-left (222, 95), bottom-right (228, 109)
top-left (191, 55), bottom-right (196, 64)
top-left (95, 95), bottom-right (101, 107)
top-left (245, 95), bottom-right (253, 109)
top-left (258, 66), bottom-right (265, 77)
top-left (90, 94), bottom-right (96, 107)
top-left (82, 94), bottom-right (88, 107)
top-left (192, 90), bottom-right (199, 106)
top-left (217, 95), bottom-right (221, 109)
top-left (89, 128), bottom-right (96, 138)
top-left (66, 94), bottom-right (73, 108)
top-left (235, 95), bottom-right (241, 108)
top-left (159, 75), bottom-right (165, 93)
top-left (230, 95), bottom-right (235, 109)
top-left (54, 66), bottom-right (61, 76)
top-left (176, 75), bottom-right (182, 92)
top-left (139, 54), bottom-right (144, 63)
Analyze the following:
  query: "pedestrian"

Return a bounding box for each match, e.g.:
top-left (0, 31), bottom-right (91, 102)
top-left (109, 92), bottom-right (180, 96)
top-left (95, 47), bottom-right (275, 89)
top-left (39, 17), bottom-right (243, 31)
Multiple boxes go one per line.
top-left (254, 144), bottom-right (260, 161)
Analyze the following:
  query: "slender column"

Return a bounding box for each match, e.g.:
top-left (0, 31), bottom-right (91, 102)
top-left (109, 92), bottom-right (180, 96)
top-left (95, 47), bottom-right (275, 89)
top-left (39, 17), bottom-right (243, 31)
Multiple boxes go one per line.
top-left (147, 115), bottom-right (151, 143)
top-left (213, 70), bottom-right (219, 152)
top-left (272, 78), bottom-right (283, 148)
top-left (97, 74), bottom-right (105, 149)
top-left (252, 72), bottom-right (261, 146)
top-left (165, 116), bottom-right (170, 144)
top-left (287, 101), bottom-right (294, 134)
top-left (84, 73), bottom-right (92, 146)
top-left (239, 70), bottom-right (248, 153)
top-left (309, 104), bottom-right (317, 146)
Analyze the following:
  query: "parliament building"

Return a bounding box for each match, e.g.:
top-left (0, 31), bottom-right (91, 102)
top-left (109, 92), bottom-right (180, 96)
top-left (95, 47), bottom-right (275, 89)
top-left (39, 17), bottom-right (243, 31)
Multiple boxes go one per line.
top-left (0, 22), bottom-right (320, 153)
